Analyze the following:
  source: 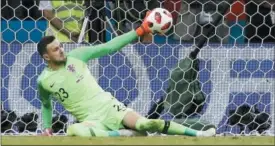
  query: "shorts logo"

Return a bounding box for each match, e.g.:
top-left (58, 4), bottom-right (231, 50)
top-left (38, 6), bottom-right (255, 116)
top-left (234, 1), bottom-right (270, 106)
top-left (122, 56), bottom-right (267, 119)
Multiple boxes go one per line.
top-left (50, 82), bottom-right (55, 88)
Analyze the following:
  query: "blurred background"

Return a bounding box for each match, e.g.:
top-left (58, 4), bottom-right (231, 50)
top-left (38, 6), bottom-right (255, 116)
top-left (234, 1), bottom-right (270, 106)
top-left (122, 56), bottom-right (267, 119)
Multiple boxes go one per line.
top-left (1, 0), bottom-right (274, 44)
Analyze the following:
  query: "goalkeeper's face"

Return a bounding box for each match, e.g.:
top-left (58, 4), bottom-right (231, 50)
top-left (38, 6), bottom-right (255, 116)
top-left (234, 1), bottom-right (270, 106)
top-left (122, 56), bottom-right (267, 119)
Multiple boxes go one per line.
top-left (45, 39), bottom-right (66, 64)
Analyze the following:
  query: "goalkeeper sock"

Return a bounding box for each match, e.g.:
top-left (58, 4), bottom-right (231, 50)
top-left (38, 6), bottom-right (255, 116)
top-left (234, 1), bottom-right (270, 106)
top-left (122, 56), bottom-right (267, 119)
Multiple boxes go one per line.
top-left (166, 121), bottom-right (198, 136)
top-left (67, 123), bottom-right (120, 137)
top-left (135, 118), bottom-right (199, 136)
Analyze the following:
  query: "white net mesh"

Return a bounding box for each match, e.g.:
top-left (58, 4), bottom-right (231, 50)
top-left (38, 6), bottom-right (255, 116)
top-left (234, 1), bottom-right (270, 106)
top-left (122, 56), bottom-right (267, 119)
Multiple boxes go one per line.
top-left (1, 0), bottom-right (275, 136)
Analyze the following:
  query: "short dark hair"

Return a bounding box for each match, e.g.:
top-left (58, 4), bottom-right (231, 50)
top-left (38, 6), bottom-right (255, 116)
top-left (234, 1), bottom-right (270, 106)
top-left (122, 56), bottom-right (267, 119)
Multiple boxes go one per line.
top-left (37, 36), bottom-right (56, 57)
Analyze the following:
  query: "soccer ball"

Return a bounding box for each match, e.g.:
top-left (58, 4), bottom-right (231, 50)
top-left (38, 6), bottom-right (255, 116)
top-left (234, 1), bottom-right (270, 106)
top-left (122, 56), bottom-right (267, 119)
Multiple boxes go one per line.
top-left (146, 8), bottom-right (173, 34)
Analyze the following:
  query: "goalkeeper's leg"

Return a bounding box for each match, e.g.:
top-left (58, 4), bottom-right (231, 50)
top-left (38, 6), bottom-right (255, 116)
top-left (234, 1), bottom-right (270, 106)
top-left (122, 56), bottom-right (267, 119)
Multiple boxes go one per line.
top-left (123, 111), bottom-right (216, 137)
top-left (67, 122), bottom-right (120, 137)
top-left (67, 121), bottom-right (142, 137)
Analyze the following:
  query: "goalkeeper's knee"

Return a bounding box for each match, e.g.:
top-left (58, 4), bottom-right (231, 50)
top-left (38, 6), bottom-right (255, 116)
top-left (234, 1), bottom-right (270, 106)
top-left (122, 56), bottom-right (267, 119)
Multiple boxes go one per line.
top-left (135, 118), bottom-right (165, 133)
top-left (67, 123), bottom-right (120, 137)
top-left (67, 123), bottom-right (94, 137)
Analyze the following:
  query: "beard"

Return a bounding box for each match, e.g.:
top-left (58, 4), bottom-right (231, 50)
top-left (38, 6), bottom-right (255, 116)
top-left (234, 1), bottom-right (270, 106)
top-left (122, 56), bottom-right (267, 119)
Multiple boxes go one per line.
top-left (52, 57), bottom-right (67, 65)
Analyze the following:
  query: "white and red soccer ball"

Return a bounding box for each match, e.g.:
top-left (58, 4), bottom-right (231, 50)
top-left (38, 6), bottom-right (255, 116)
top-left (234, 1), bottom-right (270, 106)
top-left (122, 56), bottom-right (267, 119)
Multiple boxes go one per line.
top-left (146, 8), bottom-right (173, 34)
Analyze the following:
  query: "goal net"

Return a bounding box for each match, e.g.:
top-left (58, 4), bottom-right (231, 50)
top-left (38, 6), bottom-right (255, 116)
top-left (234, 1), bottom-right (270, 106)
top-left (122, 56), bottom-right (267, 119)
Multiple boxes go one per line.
top-left (1, 0), bottom-right (275, 136)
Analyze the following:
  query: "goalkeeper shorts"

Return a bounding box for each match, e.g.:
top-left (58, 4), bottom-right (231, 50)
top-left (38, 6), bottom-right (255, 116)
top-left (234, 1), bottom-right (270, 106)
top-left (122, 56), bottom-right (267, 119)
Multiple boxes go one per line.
top-left (83, 97), bottom-right (133, 131)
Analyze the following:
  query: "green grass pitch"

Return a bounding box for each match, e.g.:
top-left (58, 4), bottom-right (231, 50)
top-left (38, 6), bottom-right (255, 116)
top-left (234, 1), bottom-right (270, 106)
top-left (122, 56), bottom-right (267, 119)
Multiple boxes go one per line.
top-left (2, 136), bottom-right (274, 145)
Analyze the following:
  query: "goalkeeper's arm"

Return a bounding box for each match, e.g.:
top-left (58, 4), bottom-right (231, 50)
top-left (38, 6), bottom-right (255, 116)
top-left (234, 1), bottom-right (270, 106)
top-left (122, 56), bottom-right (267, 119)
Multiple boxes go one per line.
top-left (68, 12), bottom-right (152, 63)
top-left (37, 81), bottom-right (53, 135)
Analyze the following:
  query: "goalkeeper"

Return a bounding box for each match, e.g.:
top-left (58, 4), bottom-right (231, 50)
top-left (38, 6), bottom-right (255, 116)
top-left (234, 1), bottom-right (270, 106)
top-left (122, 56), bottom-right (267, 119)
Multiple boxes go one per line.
top-left (37, 12), bottom-right (216, 137)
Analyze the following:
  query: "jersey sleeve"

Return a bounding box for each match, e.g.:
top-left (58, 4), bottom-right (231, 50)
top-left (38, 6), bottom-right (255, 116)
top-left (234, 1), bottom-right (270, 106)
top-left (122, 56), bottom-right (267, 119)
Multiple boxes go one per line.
top-left (67, 30), bottom-right (138, 63)
top-left (37, 80), bottom-right (53, 129)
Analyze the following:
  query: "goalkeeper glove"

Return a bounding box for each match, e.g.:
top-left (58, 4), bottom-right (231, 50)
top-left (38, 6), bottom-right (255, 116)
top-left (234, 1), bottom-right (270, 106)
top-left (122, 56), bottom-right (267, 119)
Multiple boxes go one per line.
top-left (42, 128), bottom-right (53, 136)
top-left (136, 11), bottom-right (153, 36)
